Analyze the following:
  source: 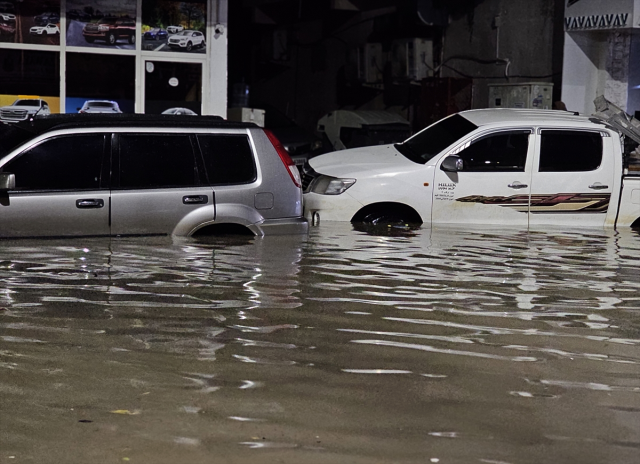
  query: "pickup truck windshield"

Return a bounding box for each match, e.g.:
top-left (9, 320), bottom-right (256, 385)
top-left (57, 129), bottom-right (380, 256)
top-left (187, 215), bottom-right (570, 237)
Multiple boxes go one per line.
top-left (394, 114), bottom-right (477, 164)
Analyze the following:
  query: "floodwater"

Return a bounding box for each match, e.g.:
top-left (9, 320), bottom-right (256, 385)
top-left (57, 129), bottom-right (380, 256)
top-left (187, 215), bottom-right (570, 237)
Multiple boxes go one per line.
top-left (1, 223), bottom-right (640, 464)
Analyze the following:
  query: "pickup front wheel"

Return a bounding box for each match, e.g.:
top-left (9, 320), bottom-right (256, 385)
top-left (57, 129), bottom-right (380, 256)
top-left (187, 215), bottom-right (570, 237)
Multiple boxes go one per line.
top-left (128, 34), bottom-right (135, 44)
top-left (352, 202), bottom-right (423, 226)
top-left (107, 33), bottom-right (116, 45)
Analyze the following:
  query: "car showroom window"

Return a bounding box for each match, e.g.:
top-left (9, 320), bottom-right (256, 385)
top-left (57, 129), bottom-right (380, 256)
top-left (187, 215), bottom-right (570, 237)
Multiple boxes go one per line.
top-left (1, 135), bottom-right (105, 191)
top-left (457, 130), bottom-right (530, 172)
top-left (118, 134), bottom-right (199, 189)
top-left (196, 135), bottom-right (256, 185)
top-left (539, 130), bottom-right (603, 172)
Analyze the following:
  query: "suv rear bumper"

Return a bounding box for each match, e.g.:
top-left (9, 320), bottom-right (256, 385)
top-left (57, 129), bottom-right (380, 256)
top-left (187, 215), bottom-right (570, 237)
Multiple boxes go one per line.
top-left (251, 217), bottom-right (309, 236)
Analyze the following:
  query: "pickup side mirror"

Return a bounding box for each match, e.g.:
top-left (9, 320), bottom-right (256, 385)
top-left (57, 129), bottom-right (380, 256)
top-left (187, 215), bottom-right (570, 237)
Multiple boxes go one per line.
top-left (440, 155), bottom-right (464, 172)
top-left (0, 173), bottom-right (15, 191)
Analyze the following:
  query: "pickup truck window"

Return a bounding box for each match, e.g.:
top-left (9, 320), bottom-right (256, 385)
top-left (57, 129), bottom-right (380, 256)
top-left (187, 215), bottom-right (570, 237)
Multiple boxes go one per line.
top-left (457, 130), bottom-right (530, 172)
top-left (395, 114), bottom-right (477, 164)
top-left (118, 134), bottom-right (199, 189)
top-left (540, 130), bottom-right (602, 172)
top-left (2, 135), bottom-right (105, 190)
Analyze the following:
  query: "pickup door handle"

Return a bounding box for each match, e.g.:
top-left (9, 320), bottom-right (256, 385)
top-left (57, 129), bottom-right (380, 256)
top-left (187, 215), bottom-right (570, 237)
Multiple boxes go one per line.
top-left (589, 183), bottom-right (609, 190)
top-left (182, 195), bottom-right (208, 205)
top-left (508, 182), bottom-right (528, 189)
top-left (76, 199), bottom-right (104, 209)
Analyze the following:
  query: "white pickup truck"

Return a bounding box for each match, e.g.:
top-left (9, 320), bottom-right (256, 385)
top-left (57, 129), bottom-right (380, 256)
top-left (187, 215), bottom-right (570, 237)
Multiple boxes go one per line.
top-left (302, 97), bottom-right (640, 229)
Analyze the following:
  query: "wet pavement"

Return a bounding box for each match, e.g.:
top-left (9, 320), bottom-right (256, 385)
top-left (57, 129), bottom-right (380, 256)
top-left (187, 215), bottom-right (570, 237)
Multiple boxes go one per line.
top-left (1, 223), bottom-right (640, 464)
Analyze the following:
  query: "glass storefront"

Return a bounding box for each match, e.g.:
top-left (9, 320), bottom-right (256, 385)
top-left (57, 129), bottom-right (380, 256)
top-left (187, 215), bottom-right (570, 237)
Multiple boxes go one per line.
top-left (0, 0), bottom-right (224, 116)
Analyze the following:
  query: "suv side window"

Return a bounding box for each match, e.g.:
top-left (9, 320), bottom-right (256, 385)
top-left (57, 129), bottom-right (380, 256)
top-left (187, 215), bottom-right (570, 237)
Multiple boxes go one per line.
top-left (458, 130), bottom-right (530, 172)
top-left (196, 135), bottom-right (256, 185)
top-left (539, 130), bottom-right (602, 172)
top-left (118, 134), bottom-right (199, 189)
top-left (2, 134), bottom-right (105, 191)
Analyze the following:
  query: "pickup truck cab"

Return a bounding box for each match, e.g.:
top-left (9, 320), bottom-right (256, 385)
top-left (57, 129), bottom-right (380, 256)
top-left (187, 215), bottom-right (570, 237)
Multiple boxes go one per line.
top-left (303, 105), bottom-right (640, 229)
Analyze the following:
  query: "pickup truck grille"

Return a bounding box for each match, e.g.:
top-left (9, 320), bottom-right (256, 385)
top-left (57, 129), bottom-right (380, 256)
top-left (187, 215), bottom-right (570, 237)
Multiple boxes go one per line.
top-left (0, 108), bottom-right (28, 120)
top-left (300, 163), bottom-right (319, 192)
top-left (83, 24), bottom-right (100, 33)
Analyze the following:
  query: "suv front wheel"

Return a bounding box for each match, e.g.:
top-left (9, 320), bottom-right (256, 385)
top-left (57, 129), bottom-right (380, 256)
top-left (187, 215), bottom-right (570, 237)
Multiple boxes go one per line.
top-left (185, 41), bottom-right (192, 52)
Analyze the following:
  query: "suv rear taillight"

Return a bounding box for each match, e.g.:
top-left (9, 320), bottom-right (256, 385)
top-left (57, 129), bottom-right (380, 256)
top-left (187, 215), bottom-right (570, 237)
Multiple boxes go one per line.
top-left (264, 129), bottom-right (302, 188)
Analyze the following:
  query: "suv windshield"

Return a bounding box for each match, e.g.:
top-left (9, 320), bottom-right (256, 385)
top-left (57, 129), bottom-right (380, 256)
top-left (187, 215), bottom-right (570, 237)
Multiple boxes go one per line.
top-left (394, 114), bottom-right (477, 164)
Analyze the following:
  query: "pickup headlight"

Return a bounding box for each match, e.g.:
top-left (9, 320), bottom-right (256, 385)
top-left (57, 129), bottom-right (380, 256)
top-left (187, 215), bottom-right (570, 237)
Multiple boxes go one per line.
top-left (309, 175), bottom-right (356, 195)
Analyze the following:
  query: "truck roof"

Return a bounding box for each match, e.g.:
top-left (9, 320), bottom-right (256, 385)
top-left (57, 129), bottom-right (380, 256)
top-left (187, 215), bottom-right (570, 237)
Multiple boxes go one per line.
top-left (459, 108), bottom-right (606, 129)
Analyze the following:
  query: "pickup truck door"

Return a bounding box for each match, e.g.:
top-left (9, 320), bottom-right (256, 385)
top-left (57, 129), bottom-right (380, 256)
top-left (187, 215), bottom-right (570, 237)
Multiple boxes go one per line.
top-left (528, 129), bottom-right (615, 228)
top-left (431, 129), bottom-right (533, 227)
top-left (0, 134), bottom-right (110, 238)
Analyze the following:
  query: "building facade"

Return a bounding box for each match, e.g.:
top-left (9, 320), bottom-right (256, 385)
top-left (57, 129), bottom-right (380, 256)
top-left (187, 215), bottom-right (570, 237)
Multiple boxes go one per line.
top-left (563, 0), bottom-right (640, 115)
top-left (0, 0), bottom-right (228, 116)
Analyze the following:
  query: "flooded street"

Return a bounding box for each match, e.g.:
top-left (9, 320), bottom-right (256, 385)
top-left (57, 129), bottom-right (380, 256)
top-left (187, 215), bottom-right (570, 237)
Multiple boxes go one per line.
top-left (1, 223), bottom-right (640, 464)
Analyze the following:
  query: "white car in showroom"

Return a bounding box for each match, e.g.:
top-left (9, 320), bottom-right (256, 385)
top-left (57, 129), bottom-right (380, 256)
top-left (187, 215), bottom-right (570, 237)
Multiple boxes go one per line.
top-left (167, 30), bottom-right (205, 52)
top-left (78, 100), bottom-right (122, 113)
top-left (0, 99), bottom-right (50, 122)
top-left (29, 23), bottom-right (60, 35)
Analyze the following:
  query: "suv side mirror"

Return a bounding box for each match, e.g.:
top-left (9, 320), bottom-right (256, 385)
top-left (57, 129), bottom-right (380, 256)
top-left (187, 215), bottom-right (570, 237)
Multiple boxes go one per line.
top-left (0, 173), bottom-right (15, 191)
top-left (440, 155), bottom-right (464, 172)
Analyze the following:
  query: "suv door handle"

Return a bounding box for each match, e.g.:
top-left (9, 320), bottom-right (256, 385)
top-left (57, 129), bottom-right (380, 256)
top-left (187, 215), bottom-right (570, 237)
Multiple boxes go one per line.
top-left (183, 195), bottom-right (208, 205)
top-left (508, 182), bottom-right (528, 189)
top-left (76, 199), bottom-right (104, 209)
top-left (589, 183), bottom-right (609, 190)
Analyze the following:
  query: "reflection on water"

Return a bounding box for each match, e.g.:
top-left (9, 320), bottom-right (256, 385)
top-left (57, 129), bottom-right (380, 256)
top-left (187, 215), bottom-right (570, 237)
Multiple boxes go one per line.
top-left (1, 224), bottom-right (640, 463)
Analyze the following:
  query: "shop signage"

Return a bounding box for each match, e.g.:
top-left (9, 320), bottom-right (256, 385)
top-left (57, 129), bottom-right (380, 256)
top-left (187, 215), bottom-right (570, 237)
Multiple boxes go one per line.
top-left (564, 0), bottom-right (638, 30)
top-left (565, 13), bottom-right (629, 30)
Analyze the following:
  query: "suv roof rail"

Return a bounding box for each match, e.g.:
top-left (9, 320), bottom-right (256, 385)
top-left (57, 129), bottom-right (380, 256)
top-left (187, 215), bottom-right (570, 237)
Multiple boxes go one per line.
top-left (16, 113), bottom-right (256, 134)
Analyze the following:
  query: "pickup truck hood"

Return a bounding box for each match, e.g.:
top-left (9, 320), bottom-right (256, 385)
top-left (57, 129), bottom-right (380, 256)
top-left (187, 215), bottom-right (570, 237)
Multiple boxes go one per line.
top-left (308, 144), bottom-right (415, 178)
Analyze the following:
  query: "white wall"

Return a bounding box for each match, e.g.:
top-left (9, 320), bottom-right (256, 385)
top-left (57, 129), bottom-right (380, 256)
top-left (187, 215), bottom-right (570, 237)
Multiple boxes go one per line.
top-left (562, 31), bottom-right (612, 114)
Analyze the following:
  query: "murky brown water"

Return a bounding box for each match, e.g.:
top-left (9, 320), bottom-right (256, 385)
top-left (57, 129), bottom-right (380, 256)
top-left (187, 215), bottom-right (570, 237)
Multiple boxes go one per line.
top-left (1, 223), bottom-right (640, 464)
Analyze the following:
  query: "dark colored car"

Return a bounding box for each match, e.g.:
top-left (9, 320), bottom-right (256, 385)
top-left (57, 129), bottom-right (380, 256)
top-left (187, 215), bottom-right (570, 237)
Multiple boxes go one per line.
top-left (144, 28), bottom-right (168, 40)
top-left (83, 16), bottom-right (136, 45)
top-left (67, 9), bottom-right (91, 22)
top-left (34, 12), bottom-right (60, 26)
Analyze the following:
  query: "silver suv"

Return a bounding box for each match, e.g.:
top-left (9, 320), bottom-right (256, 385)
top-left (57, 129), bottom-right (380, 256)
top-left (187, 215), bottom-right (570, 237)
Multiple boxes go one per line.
top-left (0, 114), bottom-right (308, 238)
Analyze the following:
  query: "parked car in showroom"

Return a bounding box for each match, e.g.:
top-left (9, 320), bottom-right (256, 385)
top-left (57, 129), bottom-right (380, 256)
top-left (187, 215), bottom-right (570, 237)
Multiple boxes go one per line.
top-left (67, 9), bottom-right (91, 22)
top-left (83, 16), bottom-right (135, 45)
top-left (161, 107), bottom-right (197, 115)
top-left (34, 12), bottom-right (60, 26)
top-left (30, 23), bottom-right (60, 35)
top-left (78, 100), bottom-right (122, 114)
top-left (166, 25), bottom-right (184, 34)
top-left (0, 99), bottom-right (50, 123)
top-left (0, 11), bottom-right (15, 23)
top-left (0, 114), bottom-right (307, 238)
top-left (144, 28), bottom-right (168, 40)
top-left (0, 20), bottom-right (15, 35)
top-left (167, 30), bottom-right (205, 51)
top-left (302, 107), bottom-right (640, 230)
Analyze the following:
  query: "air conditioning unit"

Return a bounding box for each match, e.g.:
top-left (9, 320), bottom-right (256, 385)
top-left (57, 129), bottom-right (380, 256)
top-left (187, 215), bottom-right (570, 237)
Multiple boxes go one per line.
top-left (357, 43), bottom-right (383, 84)
top-left (391, 38), bottom-right (433, 81)
top-left (488, 82), bottom-right (554, 109)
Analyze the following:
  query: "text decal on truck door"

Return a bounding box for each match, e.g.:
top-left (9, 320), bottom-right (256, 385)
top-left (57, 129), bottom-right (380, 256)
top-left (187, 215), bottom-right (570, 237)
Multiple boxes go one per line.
top-left (457, 193), bottom-right (610, 213)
